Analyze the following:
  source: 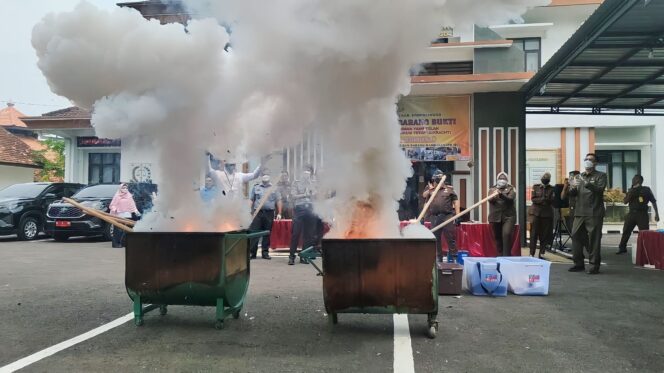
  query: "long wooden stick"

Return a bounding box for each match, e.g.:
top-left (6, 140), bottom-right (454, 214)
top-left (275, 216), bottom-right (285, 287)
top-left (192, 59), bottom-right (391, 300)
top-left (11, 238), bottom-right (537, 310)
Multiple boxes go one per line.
top-left (95, 209), bottom-right (136, 227)
top-left (63, 197), bottom-right (134, 233)
top-left (251, 184), bottom-right (279, 220)
top-left (431, 191), bottom-right (499, 233)
top-left (416, 175), bottom-right (447, 222)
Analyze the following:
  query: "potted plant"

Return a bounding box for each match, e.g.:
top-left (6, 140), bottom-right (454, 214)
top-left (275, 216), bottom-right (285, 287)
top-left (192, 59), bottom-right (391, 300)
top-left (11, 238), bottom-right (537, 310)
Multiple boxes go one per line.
top-left (604, 188), bottom-right (627, 223)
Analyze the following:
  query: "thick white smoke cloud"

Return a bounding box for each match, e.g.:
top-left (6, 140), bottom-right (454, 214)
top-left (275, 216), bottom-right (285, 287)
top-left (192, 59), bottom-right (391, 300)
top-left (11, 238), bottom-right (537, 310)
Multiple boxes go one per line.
top-left (32, 0), bottom-right (548, 234)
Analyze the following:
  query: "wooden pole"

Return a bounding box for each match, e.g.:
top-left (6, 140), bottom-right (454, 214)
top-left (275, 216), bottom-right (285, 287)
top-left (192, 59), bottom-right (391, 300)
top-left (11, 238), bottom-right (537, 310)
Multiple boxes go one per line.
top-left (95, 209), bottom-right (136, 227)
top-left (430, 192), bottom-right (499, 233)
top-left (251, 184), bottom-right (279, 220)
top-left (63, 197), bottom-right (134, 233)
top-left (415, 175), bottom-right (447, 223)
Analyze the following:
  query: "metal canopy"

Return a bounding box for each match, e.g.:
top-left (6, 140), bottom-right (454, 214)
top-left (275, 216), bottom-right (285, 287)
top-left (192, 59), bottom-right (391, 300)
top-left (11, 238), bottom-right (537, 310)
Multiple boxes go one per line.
top-left (523, 0), bottom-right (664, 114)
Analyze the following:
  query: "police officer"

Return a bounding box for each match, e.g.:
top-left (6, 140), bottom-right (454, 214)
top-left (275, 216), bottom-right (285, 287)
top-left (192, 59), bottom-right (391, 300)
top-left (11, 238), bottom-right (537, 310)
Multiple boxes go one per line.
top-left (249, 174), bottom-right (282, 260)
top-left (529, 172), bottom-right (555, 258)
top-left (617, 175), bottom-right (660, 254)
top-left (488, 172), bottom-right (517, 257)
top-left (423, 171), bottom-right (460, 262)
top-left (568, 153), bottom-right (607, 274)
top-left (288, 165), bottom-right (318, 265)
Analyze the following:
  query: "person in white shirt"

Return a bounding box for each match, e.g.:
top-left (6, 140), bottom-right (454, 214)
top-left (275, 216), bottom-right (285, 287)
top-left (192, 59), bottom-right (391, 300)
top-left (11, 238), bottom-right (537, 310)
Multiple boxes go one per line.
top-left (206, 153), bottom-right (261, 197)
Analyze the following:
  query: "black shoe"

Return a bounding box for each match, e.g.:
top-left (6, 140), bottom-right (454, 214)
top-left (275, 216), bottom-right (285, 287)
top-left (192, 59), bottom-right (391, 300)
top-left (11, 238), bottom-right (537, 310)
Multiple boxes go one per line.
top-left (616, 249), bottom-right (627, 255)
top-left (587, 268), bottom-right (600, 275)
top-left (250, 254), bottom-right (257, 260)
top-left (300, 257), bottom-right (309, 264)
top-left (568, 266), bottom-right (585, 272)
top-left (288, 257), bottom-right (295, 265)
top-left (262, 253), bottom-right (271, 260)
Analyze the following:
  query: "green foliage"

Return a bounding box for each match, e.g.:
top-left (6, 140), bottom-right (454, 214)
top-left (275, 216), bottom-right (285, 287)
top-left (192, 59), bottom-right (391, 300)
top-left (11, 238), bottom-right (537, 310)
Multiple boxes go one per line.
top-left (31, 138), bottom-right (65, 181)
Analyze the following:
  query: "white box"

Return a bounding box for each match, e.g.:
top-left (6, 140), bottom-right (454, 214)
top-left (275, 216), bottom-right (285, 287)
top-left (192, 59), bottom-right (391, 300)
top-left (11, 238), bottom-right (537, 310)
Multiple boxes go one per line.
top-left (497, 257), bottom-right (551, 296)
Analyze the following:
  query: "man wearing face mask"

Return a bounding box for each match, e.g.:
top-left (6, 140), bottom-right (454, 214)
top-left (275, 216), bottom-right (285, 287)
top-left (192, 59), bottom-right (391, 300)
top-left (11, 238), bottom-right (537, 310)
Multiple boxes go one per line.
top-left (206, 152), bottom-right (262, 197)
top-left (289, 165), bottom-right (318, 265)
top-left (276, 170), bottom-right (293, 220)
top-left (423, 171), bottom-right (460, 262)
top-left (249, 173), bottom-right (282, 260)
top-left (528, 172), bottom-right (555, 258)
top-left (617, 175), bottom-right (659, 255)
top-left (568, 153), bottom-right (607, 274)
top-left (488, 172), bottom-right (517, 256)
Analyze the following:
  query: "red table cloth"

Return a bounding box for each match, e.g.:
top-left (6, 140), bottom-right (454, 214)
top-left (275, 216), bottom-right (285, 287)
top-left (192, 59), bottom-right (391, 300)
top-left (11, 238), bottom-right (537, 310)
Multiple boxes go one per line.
top-left (440, 223), bottom-right (521, 257)
top-left (271, 220), bottom-right (520, 257)
top-left (269, 219), bottom-right (329, 250)
top-left (636, 231), bottom-right (664, 270)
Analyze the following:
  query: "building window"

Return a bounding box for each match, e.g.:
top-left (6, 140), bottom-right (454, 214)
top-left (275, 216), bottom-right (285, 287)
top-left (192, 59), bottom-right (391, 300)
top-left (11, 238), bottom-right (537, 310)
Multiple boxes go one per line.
top-left (595, 150), bottom-right (640, 192)
top-left (511, 38), bottom-right (541, 72)
top-left (89, 153), bottom-right (121, 184)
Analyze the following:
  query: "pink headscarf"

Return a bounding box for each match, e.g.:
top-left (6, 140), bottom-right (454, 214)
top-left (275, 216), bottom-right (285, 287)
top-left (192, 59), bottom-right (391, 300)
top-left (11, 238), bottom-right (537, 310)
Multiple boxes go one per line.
top-left (109, 183), bottom-right (138, 215)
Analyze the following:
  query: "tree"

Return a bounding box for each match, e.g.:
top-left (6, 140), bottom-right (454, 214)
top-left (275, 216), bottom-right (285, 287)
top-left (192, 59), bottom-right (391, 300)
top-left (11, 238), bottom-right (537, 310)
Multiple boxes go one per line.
top-left (32, 138), bottom-right (65, 181)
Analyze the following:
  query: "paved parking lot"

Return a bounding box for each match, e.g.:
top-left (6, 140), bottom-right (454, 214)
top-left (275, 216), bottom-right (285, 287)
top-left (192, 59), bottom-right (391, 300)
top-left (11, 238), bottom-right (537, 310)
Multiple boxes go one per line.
top-left (1, 234), bottom-right (663, 372)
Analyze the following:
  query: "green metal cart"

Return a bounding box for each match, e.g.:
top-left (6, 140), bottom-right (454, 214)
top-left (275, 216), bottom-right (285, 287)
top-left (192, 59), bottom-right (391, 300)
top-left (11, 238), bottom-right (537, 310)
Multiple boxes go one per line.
top-left (125, 230), bottom-right (269, 329)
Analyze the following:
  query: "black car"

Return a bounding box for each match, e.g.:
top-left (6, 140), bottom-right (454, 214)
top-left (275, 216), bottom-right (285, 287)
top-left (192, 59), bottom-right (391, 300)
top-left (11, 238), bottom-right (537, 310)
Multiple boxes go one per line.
top-left (45, 183), bottom-right (157, 242)
top-left (0, 182), bottom-right (85, 240)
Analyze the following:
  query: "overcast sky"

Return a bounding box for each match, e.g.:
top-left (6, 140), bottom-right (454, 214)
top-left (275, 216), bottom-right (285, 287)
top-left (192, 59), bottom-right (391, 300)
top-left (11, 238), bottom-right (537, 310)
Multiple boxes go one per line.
top-left (0, 1), bottom-right (118, 115)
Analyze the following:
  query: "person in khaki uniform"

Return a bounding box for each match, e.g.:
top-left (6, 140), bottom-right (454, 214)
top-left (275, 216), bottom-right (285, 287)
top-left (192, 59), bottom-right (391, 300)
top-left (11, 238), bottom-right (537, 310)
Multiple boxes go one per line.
top-left (529, 172), bottom-right (555, 258)
top-left (568, 153), bottom-right (607, 274)
top-left (562, 170), bottom-right (588, 253)
top-left (488, 172), bottom-right (517, 257)
top-left (423, 171), bottom-right (460, 262)
top-left (617, 175), bottom-right (659, 254)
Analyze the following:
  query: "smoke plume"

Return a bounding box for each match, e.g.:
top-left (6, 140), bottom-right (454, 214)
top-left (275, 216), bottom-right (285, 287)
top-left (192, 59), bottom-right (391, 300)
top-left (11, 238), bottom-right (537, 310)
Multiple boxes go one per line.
top-left (33, 0), bottom-right (548, 234)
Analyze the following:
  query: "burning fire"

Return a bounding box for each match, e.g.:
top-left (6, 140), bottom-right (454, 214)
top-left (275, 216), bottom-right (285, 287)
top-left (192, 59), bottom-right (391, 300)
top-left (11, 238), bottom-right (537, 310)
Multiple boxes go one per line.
top-left (344, 197), bottom-right (380, 238)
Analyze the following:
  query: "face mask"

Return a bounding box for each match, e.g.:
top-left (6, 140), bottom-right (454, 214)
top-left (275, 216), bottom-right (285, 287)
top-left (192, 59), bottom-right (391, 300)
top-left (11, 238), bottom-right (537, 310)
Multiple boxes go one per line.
top-left (541, 179), bottom-right (550, 185)
top-left (303, 171), bottom-right (311, 180)
top-left (497, 179), bottom-right (507, 188)
top-left (262, 176), bottom-right (270, 184)
top-left (583, 160), bottom-right (594, 169)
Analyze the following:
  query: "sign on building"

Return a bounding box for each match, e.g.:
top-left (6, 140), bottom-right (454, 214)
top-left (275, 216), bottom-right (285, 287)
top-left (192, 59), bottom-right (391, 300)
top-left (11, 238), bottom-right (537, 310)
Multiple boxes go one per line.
top-left (77, 137), bottom-right (121, 147)
top-left (398, 95), bottom-right (471, 161)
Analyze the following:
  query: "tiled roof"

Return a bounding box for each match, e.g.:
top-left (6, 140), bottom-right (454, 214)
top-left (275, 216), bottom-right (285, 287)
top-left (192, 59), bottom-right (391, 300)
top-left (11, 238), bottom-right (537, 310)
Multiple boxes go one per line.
top-left (0, 103), bottom-right (28, 127)
top-left (41, 106), bottom-right (91, 118)
top-left (0, 127), bottom-right (41, 168)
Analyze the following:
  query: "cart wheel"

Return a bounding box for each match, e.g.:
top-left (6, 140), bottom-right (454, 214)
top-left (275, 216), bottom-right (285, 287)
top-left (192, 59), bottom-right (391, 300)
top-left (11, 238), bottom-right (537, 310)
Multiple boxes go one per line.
top-left (159, 305), bottom-right (168, 316)
top-left (215, 320), bottom-right (225, 330)
top-left (135, 317), bottom-right (144, 327)
top-left (232, 310), bottom-right (240, 319)
top-left (427, 325), bottom-right (437, 339)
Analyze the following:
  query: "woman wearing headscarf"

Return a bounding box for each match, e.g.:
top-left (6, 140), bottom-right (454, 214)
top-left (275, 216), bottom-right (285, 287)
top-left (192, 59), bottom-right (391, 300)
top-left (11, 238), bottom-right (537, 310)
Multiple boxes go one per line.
top-left (488, 172), bottom-right (517, 256)
top-left (109, 183), bottom-right (140, 248)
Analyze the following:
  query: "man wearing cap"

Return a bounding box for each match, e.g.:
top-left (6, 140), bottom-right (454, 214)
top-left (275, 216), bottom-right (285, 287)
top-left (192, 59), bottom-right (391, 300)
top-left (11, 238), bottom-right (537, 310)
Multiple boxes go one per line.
top-left (288, 165), bottom-right (318, 265)
top-left (567, 153), bottom-right (607, 274)
top-left (423, 171), bottom-right (460, 262)
top-left (617, 175), bottom-right (659, 255)
top-left (529, 172), bottom-right (555, 258)
top-left (206, 152), bottom-right (262, 197)
top-left (249, 173), bottom-right (282, 260)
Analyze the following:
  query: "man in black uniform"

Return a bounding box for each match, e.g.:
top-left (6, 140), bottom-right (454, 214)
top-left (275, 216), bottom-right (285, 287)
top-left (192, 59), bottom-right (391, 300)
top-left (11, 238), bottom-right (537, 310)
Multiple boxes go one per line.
top-left (423, 171), bottom-right (460, 262)
top-left (562, 170), bottom-right (587, 253)
top-left (529, 172), bottom-right (555, 258)
top-left (568, 153), bottom-right (607, 274)
top-left (249, 174), bottom-right (282, 260)
top-left (617, 175), bottom-right (660, 254)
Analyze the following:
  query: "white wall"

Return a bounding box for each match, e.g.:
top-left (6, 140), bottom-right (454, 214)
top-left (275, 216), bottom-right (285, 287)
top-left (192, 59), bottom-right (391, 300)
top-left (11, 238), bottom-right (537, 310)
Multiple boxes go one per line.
top-left (0, 165), bottom-right (35, 190)
top-left (524, 5), bottom-right (599, 64)
top-left (526, 128), bottom-right (560, 148)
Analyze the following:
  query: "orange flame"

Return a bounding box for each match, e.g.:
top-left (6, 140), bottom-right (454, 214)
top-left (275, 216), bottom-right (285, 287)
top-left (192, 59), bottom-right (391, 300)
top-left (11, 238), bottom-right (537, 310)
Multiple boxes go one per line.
top-left (344, 196), bottom-right (380, 238)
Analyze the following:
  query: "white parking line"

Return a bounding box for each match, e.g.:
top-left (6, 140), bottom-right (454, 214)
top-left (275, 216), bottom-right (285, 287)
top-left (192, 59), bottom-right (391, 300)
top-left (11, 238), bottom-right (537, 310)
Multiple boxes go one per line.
top-left (393, 314), bottom-right (415, 373)
top-left (0, 313), bottom-right (133, 373)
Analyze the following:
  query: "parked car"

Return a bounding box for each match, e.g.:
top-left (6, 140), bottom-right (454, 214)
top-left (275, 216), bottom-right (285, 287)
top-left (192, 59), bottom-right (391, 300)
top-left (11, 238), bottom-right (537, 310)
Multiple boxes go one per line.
top-left (45, 183), bottom-right (158, 242)
top-left (0, 182), bottom-right (85, 240)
